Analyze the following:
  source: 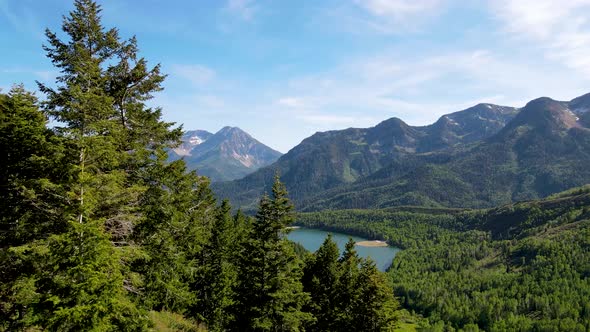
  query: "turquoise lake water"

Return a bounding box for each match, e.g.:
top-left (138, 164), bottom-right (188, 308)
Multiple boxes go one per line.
top-left (286, 227), bottom-right (400, 271)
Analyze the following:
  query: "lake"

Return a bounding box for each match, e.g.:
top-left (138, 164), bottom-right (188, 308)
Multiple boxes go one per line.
top-left (286, 227), bottom-right (400, 271)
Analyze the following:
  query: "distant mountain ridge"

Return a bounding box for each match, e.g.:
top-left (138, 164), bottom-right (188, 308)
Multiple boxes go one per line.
top-left (213, 92), bottom-right (590, 212)
top-left (170, 127), bottom-right (282, 182)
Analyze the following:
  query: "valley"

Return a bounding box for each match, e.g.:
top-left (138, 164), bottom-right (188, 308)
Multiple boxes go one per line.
top-left (286, 227), bottom-right (400, 272)
top-left (296, 186), bottom-right (590, 330)
top-left (2, 0), bottom-right (590, 331)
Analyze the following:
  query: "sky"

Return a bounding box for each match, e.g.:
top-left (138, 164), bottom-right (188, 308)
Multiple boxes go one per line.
top-left (1, 0), bottom-right (590, 152)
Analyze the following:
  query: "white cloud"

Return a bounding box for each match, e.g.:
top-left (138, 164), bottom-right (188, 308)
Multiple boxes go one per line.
top-left (170, 64), bottom-right (216, 86)
top-left (226, 0), bottom-right (257, 20)
top-left (1, 67), bottom-right (57, 82)
top-left (352, 0), bottom-right (447, 32)
top-left (269, 48), bottom-right (590, 129)
top-left (33, 70), bottom-right (57, 81)
top-left (0, 0), bottom-right (43, 38)
top-left (277, 97), bottom-right (306, 108)
top-left (196, 95), bottom-right (226, 109)
top-left (491, 0), bottom-right (590, 75)
top-left (299, 114), bottom-right (375, 126)
top-left (357, 0), bottom-right (444, 18)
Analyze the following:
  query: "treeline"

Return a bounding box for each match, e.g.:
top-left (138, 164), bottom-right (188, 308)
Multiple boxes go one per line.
top-left (297, 195), bottom-right (590, 331)
top-left (0, 1), bottom-right (397, 331)
top-left (297, 209), bottom-right (466, 249)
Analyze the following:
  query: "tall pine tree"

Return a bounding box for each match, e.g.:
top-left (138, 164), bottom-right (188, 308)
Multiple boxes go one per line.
top-left (0, 86), bottom-right (75, 330)
top-left (21, 0), bottom-right (181, 329)
top-left (301, 234), bottom-right (341, 331)
top-left (191, 199), bottom-right (239, 330)
top-left (233, 175), bottom-right (312, 331)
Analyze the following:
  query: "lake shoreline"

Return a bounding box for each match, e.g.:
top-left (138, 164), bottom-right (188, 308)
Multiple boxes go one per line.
top-left (287, 227), bottom-right (399, 271)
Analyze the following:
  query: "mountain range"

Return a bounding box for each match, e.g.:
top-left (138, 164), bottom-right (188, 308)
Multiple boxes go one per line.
top-left (212, 92), bottom-right (590, 212)
top-left (169, 127), bottom-right (282, 182)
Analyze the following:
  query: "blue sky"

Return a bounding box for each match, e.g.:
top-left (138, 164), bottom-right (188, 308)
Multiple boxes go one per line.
top-left (1, 0), bottom-right (590, 152)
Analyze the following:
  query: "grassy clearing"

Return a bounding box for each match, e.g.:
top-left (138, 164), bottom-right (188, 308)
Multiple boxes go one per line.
top-left (149, 311), bottom-right (207, 332)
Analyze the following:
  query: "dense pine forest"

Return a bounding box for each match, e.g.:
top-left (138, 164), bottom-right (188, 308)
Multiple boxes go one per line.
top-left (0, 1), bottom-right (396, 331)
top-left (298, 187), bottom-right (590, 331)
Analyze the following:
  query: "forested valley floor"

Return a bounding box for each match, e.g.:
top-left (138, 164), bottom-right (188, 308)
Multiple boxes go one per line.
top-left (298, 186), bottom-right (590, 331)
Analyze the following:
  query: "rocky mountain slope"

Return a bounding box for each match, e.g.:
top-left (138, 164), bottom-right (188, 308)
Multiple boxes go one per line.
top-left (213, 93), bottom-right (590, 212)
top-left (169, 127), bottom-right (282, 182)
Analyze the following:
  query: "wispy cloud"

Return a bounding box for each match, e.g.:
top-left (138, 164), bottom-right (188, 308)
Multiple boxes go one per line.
top-left (491, 0), bottom-right (590, 75)
top-left (0, 0), bottom-right (43, 38)
top-left (351, 0), bottom-right (448, 33)
top-left (170, 64), bottom-right (216, 86)
top-left (1, 67), bottom-right (57, 81)
top-left (271, 48), bottom-right (590, 128)
top-left (226, 0), bottom-right (257, 21)
top-left (299, 114), bottom-right (376, 126)
top-left (277, 97), bottom-right (306, 108)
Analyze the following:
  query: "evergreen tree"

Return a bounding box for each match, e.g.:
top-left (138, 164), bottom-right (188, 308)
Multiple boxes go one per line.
top-left (335, 237), bottom-right (362, 330)
top-left (233, 175), bottom-right (312, 331)
top-left (132, 160), bottom-right (215, 313)
top-left (193, 199), bottom-right (238, 330)
top-left (301, 234), bottom-right (341, 331)
top-left (8, 0), bottom-right (181, 329)
top-left (0, 86), bottom-right (72, 247)
top-left (302, 235), bottom-right (399, 331)
top-left (0, 86), bottom-right (74, 330)
top-left (352, 259), bottom-right (398, 331)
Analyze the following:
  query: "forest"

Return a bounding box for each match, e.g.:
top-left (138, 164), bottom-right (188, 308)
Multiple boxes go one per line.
top-left (297, 189), bottom-right (590, 331)
top-left (3, 1), bottom-right (590, 332)
top-left (0, 1), bottom-right (397, 331)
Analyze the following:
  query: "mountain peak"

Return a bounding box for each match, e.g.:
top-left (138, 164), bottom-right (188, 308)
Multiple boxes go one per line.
top-left (374, 117), bottom-right (409, 129)
top-left (218, 126), bottom-right (243, 134)
top-left (170, 126), bottom-right (281, 182)
top-left (500, 97), bottom-right (580, 136)
top-left (524, 96), bottom-right (563, 109)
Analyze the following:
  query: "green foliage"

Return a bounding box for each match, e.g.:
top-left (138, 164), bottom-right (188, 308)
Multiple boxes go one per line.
top-left (232, 175), bottom-right (313, 331)
top-left (302, 235), bottom-right (398, 331)
top-left (0, 85), bottom-right (73, 247)
top-left (2, 0), bottom-right (179, 329)
top-left (191, 200), bottom-right (239, 330)
top-left (301, 235), bottom-right (341, 331)
top-left (215, 96), bottom-right (590, 214)
top-left (132, 160), bottom-right (215, 313)
top-left (296, 189), bottom-right (590, 330)
top-left (148, 311), bottom-right (206, 332)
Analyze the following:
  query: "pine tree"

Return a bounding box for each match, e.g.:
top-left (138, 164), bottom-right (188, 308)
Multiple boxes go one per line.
top-left (193, 199), bottom-right (239, 330)
top-left (133, 160), bottom-right (215, 313)
top-left (16, 0), bottom-right (181, 329)
top-left (0, 86), bottom-right (72, 247)
top-left (352, 259), bottom-right (398, 331)
top-left (233, 175), bottom-right (312, 331)
top-left (0, 86), bottom-right (74, 330)
top-left (331, 238), bottom-right (360, 330)
top-left (301, 234), bottom-right (341, 331)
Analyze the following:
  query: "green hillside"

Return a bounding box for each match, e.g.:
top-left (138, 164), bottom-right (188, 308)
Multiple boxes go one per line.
top-left (299, 97), bottom-right (590, 211)
top-left (213, 104), bottom-right (519, 212)
top-left (296, 186), bottom-right (590, 330)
